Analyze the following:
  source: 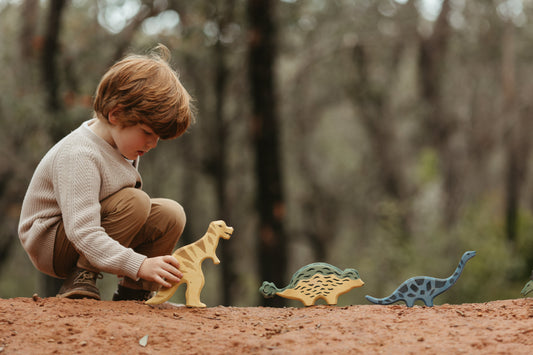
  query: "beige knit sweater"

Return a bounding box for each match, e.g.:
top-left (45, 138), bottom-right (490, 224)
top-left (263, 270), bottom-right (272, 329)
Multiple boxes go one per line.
top-left (18, 119), bottom-right (146, 280)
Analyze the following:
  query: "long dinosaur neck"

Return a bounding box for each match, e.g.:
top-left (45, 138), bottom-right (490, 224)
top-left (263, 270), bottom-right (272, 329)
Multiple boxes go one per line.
top-left (446, 256), bottom-right (468, 285)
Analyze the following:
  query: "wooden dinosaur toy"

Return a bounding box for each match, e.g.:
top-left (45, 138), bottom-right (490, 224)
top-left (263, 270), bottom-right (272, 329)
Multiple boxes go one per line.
top-left (365, 250), bottom-right (476, 307)
top-left (520, 270), bottom-right (533, 297)
top-left (259, 262), bottom-right (364, 306)
top-left (145, 220), bottom-right (233, 307)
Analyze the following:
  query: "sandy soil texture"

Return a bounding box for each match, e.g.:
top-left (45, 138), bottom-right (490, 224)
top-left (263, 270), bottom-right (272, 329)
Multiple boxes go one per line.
top-left (1, 297), bottom-right (532, 354)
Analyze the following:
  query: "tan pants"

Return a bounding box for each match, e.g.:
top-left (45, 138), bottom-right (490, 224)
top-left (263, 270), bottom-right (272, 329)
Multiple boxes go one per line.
top-left (53, 188), bottom-right (185, 289)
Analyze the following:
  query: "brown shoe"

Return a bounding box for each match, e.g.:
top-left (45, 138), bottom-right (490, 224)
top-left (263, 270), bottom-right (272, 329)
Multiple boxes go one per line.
top-left (112, 285), bottom-right (153, 301)
top-left (57, 267), bottom-right (102, 300)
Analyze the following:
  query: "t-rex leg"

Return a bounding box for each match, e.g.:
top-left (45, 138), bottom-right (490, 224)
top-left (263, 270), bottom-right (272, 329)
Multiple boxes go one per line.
top-left (185, 273), bottom-right (206, 307)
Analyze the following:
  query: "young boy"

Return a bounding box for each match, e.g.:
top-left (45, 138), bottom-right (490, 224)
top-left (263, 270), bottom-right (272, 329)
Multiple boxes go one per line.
top-left (18, 44), bottom-right (194, 301)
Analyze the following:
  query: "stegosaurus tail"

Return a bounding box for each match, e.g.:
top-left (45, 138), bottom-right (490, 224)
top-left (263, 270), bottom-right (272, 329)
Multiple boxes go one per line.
top-left (521, 280), bottom-right (533, 297)
top-left (259, 281), bottom-right (281, 298)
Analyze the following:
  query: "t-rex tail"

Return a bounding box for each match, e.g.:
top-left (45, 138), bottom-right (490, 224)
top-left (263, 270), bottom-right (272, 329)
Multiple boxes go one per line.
top-left (145, 283), bottom-right (180, 305)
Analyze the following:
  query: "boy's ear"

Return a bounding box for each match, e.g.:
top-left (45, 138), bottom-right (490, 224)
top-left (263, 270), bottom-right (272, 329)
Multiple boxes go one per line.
top-left (108, 107), bottom-right (121, 125)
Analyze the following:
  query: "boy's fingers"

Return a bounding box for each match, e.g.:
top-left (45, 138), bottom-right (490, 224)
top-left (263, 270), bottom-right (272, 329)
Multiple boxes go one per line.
top-left (162, 255), bottom-right (180, 267)
top-left (171, 268), bottom-right (183, 279)
top-left (161, 261), bottom-right (183, 279)
top-left (167, 255), bottom-right (180, 268)
top-left (160, 277), bottom-right (172, 288)
top-left (160, 271), bottom-right (181, 286)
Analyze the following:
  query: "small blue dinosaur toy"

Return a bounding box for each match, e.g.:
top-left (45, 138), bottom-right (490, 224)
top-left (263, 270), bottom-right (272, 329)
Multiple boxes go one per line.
top-left (365, 251), bottom-right (476, 307)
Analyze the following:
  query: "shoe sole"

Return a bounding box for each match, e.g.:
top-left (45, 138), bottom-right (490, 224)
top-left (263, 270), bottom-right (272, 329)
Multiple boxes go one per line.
top-left (57, 290), bottom-right (100, 300)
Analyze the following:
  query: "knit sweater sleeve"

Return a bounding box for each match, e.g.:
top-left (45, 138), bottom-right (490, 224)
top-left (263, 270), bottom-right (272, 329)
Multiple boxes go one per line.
top-left (52, 143), bottom-right (145, 280)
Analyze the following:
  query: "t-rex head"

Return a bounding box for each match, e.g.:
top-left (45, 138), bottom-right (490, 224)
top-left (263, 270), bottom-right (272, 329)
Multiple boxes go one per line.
top-left (209, 220), bottom-right (234, 240)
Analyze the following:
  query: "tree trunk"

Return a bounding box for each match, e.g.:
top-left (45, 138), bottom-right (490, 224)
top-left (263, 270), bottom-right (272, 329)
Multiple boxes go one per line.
top-left (501, 21), bottom-right (530, 244)
top-left (349, 43), bottom-right (412, 241)
top-left (38, 0), bottom-right (69, 297)
top-left (211, 0), bottom-right (236, 306)
top-left (418, 0), bottom-right (458, 226)
top-left (42, 0), bottom-right (67, 115)
top-left (247, 0), bottom-right (287, 307)
top-left (19, 0), bottom-right (39, 61)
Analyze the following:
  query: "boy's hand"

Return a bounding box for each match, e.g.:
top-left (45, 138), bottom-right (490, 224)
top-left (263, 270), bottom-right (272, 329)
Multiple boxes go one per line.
top-left (137, 255), bottom-right (183, 288)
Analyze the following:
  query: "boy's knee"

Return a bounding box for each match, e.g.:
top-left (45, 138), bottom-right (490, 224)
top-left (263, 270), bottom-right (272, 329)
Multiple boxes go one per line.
top-left (103, 188), bottom-right (151, 222)
top-left (154, 199), bottom-right (186, 233)
top-left (128, 189), bottom-right (152, 219)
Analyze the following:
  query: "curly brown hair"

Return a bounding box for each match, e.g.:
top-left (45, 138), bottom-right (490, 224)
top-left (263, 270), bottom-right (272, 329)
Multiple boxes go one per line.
top-left (93, 44), bottom-right (194, 139)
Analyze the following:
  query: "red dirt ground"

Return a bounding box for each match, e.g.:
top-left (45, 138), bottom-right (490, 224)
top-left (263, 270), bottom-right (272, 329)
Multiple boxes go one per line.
top-left (1, 297), bottom-right (532, 354)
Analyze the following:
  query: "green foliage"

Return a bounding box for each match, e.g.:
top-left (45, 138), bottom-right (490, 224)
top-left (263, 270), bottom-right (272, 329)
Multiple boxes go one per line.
top-left (416, 147), bottom-right (440, 184)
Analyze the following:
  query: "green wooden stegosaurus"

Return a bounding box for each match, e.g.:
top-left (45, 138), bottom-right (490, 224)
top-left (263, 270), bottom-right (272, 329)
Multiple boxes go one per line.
top-left (259, 262), bottom-right (364, 306)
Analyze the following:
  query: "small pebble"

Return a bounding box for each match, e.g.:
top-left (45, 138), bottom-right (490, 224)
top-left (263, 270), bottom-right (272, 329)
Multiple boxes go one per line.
top-left (139, 335), bottom-right (148, 347)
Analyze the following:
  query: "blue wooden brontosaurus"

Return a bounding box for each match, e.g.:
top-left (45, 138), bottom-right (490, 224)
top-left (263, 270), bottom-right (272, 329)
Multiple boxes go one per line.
top-left (365, 251), bottom-right (476, 307)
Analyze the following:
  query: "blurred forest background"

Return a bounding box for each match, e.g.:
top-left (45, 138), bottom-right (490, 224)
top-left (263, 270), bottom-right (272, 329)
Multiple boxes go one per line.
top-left (1, 0), bottom-right (533, 307)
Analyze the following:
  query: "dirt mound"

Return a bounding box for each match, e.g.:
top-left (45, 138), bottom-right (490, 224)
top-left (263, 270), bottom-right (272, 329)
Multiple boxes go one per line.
top-left (1, 297), bottom-right (532, 354)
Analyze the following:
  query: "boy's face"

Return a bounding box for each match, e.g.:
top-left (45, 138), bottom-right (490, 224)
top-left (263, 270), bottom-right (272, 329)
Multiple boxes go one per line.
top-left (111, 122), bottom-right (160, 160)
